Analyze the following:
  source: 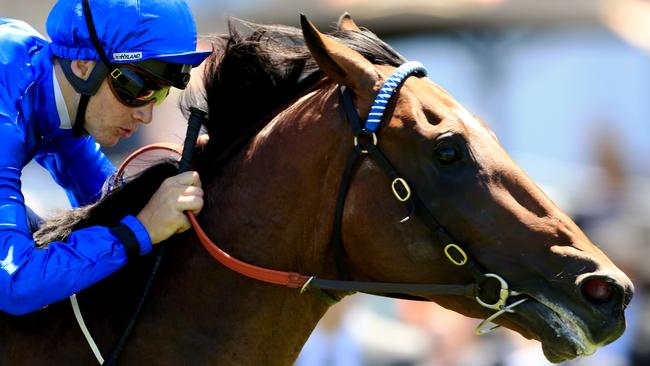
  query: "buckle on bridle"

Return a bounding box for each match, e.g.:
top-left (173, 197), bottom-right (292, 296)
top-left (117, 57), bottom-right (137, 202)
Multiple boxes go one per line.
top-left (444, 243), bottom-right (468, 266)
top-left (391, 178), bottom-right (411, 202)
top-left (353, 131), bottom-right (377, 154)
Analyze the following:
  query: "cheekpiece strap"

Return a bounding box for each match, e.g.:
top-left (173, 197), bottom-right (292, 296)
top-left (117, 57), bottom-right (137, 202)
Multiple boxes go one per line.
top-left (364, 61), bottom-right (428, 132)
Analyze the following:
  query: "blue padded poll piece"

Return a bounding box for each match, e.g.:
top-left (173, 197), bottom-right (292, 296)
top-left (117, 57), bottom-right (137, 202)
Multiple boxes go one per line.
top-left (364, 61), bottom-right (428, 133)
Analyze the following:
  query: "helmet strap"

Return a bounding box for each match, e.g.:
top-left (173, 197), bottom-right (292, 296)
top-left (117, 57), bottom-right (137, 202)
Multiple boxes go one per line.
top-left (68, 0), bottom-right (113, 136)
top-left (59, 60), bottom-right (107, 95)
top-left (73, 94), bottom-right (90, 137)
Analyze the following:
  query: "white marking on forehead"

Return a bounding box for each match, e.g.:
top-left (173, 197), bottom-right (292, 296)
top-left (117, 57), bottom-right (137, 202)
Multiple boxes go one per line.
top-left (452, 107), bottom-right (491, 137)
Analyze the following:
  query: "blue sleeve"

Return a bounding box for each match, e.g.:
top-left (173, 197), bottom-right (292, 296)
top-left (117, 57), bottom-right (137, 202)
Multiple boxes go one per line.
top-left (35, 136), bottom-right (116, 207)
top-left (120, 215), bottom-right (153, 256)
top-left (0, 114), bottom-right (150, 315)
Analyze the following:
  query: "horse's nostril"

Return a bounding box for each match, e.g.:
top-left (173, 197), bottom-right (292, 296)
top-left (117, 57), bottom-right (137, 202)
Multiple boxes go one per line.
top-left (581, 277), bottom-right (613, 304)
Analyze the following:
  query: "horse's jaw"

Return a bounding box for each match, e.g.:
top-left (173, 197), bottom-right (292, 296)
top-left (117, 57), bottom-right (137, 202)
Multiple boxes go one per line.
top-left (487, 292), bottom-right (626, 363)
top-left (421, 281), bottom-right (627, 363)
top-left (518, 295), bottom-right (627, 363)
top-left (533, 295), bottom-right (599, 361)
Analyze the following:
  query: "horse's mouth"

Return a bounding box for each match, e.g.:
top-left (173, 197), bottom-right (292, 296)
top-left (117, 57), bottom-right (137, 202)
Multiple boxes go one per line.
top-left (506, 295), bottom-right (600, 363)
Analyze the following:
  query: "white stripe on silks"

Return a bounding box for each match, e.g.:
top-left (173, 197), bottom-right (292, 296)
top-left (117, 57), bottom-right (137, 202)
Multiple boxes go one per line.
top-left (70, 295), bottom-right (105, 364)
top-left (52, 69), bottom-right (72, 129)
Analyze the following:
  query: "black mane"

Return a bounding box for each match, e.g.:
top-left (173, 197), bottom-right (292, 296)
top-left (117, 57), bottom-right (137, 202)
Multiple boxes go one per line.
top-left (183, 18), bottom-right (406, 173)
top-left (34, 163), bottom-right (178, 245)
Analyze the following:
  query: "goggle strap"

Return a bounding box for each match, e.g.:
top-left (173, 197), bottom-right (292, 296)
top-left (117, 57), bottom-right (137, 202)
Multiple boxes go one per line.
top-left (82, 0), bottom-right (112, 67)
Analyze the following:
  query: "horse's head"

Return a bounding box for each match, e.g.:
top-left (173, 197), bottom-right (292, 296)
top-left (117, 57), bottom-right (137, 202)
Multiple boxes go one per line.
top-left (300, 14), bottom-right (633, 362)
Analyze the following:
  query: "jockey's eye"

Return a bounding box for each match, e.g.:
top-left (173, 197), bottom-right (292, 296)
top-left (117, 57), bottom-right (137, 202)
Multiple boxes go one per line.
top-left (434, 144), bottom-right (462, 167)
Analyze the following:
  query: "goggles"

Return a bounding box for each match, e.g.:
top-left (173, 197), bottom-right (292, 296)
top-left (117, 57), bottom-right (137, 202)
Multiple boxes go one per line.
top-left (108, 65), bottom-right (171, 107)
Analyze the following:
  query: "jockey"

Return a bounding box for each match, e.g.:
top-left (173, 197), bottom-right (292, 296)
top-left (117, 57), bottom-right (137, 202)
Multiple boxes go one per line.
top-left (0, 0), bottom-right (210, 315)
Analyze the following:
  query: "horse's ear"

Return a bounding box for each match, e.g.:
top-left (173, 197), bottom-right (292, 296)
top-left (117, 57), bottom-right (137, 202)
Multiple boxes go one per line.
top-left (300, 14), bottom-right (381, 98)
top-left (337, 12), bottom-right (362, 32)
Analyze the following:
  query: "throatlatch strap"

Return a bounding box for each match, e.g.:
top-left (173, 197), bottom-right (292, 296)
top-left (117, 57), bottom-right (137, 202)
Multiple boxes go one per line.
top-left (340, 86), bottom-right (363, 135)
top-left (330, 151), bottom-right (361, 281)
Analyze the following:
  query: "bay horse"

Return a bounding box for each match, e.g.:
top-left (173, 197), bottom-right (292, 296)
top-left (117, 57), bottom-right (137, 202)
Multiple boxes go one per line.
top-left (0, 14), bottom-right (633, 365)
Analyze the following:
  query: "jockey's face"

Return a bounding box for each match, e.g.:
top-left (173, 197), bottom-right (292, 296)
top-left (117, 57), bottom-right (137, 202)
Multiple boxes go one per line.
top-left (70, 60), bottom-right (156, 147)
top-left (85, 76), bottom-right (155, 147)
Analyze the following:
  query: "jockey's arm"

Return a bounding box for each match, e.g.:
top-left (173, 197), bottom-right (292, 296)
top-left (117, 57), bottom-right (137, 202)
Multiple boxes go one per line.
top-left (0, 114), bottom-right (151, 316)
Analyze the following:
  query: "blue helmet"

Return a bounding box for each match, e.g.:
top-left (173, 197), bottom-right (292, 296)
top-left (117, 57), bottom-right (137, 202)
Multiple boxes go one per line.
top-left (46, 0), bottom-right (211, 66)
top-left (46, 0), bottom-right (211, 135)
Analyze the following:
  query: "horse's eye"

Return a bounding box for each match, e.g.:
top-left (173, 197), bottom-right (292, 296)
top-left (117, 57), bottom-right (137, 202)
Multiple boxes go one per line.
top-left (434, 145), bottom-right (462, 166)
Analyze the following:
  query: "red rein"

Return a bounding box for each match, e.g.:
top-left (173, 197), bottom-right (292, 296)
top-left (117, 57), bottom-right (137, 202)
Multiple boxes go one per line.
top-left (116, 144), bottom-right (311, 289)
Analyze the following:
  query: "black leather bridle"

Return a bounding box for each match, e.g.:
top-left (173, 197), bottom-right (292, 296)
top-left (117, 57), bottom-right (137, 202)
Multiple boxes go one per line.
top-left (304, 61), bottom-right (529, 334)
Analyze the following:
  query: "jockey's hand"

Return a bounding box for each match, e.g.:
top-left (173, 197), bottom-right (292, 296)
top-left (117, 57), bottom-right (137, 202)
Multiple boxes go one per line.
top-left (136, 171), bottom-right (204, 244)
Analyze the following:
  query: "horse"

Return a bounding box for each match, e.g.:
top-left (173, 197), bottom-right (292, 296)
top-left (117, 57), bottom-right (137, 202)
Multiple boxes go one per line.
top-left (0, 14), bottom-right (633, 365)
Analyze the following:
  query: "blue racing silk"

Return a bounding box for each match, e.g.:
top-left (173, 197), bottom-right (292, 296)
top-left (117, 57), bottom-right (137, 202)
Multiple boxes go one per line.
top-left (0, 18), bottom-right (152, 315)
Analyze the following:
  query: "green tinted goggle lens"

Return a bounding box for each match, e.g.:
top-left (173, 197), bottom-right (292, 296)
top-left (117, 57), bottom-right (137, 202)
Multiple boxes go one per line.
top-left (136, 86), bottom-right (171, 106)
top-left (109, 68), bottom-right (171, 107)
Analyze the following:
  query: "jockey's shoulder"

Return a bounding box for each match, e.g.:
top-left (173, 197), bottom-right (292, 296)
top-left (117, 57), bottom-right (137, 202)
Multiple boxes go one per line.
top-left (0, 18), bottom-right (50, 109)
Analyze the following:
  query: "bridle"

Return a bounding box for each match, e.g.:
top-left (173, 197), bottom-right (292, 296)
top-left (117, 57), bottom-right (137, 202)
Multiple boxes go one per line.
top-left (113, 62), bottom-right (528, 336)
top-left (326, 61), bottom-right (529, 332)
top-left (187, 61), bottom-right (528, 334)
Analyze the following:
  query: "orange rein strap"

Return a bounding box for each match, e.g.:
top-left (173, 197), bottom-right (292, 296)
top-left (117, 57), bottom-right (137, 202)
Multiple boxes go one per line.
top-left (186, 212), bottom-right (310, 288)
top-left (113, 143), bottom-right (184, 188)
top-left (116, 144), bottom-right (312, 289)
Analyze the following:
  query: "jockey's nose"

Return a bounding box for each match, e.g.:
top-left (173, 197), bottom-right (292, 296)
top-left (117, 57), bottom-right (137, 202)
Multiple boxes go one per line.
top-left (132, 102), bottom-right (154, 125)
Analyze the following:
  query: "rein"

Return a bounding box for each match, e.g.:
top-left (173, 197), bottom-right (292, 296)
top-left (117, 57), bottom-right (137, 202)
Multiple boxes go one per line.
top-left (73, 110), bottom-right (205, 365)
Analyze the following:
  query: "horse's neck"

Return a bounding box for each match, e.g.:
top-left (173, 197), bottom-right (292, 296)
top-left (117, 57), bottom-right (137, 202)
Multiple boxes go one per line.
top-left (207, 85), bottom-right (347, 277)
top-left (83, 235), bottom-right (331, 365)
top-left (124, 241), bottom-right (331, 365)
top-left (177, 85), bottom-right (349, 364)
